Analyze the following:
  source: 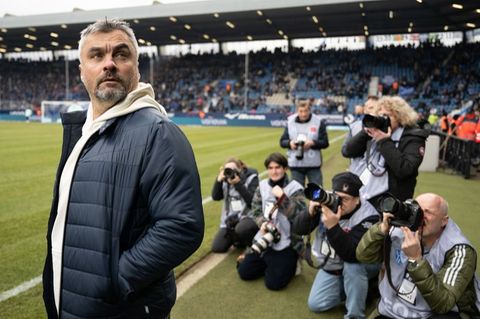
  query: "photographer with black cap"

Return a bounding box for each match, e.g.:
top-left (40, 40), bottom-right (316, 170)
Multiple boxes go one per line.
top-left (356, 193), bottom-right (480, 319)
top-left (342, 96), bottom-right (429, 211)
top-left (237, 152), bottom-right (307, 290)
top-left (293, 172), bottom-right (380, 318)
top-left (211, 157), bottom-right (259, 253)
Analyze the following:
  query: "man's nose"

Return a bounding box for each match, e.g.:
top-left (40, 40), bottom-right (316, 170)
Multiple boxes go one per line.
top-left (103, 55), bottom-right (117, 71)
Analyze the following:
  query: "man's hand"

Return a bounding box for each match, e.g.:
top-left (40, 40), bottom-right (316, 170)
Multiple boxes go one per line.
top-left (272, 185), bottom-right (284, 199)
top-left (401, 227), bottom-right (422, 261)
top-left (217, 166), bottom-right (225, 182)
top-left (321, 205), bottom-right (340, 229)
top-left (303, 139), bottom-right (315, 150)
top-left (379, 212), bottom-right (394, 235)
top-left (228, 174), bottom-right (241, 185)
top-left (365, 126), bottom-right (391, 142)
top-left (260, 221), bottom-right (269, 235)
top-left (308, 201), bottom-right (321, 217)
top-left (289, 140), bottom-right (297, 150)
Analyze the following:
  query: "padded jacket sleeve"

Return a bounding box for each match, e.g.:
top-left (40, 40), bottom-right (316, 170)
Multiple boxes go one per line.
top-left (408, 244), bottom-right (477, 314)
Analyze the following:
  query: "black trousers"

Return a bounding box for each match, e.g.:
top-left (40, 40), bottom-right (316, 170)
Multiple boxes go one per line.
top-left (211, 217), bottom-right (258, 253)
top-left (237, 247), bottom-right (298, 290)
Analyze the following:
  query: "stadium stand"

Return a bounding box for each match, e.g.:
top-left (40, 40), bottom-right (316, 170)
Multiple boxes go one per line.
top-left (1, 42), bottom-right (479, 118)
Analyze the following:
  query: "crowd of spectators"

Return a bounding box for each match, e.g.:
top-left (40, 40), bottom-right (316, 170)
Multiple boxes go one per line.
top-left (1, 42), bottom-right (479, 116)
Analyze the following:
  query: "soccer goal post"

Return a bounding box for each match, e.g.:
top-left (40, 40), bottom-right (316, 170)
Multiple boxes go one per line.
top-left (41, 100), bottom-right (89, 123)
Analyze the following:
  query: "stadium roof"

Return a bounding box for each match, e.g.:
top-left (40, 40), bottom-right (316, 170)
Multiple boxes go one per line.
top-left (1, 0), bottom-right (480, 53)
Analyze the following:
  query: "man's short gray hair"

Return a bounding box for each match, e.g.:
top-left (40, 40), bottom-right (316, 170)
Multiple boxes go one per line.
top-left (78, 18), bottom-right (139, 63)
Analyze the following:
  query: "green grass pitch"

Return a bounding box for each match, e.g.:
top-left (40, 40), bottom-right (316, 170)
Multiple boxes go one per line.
top-left (0, 122), bottom-right (478, 318)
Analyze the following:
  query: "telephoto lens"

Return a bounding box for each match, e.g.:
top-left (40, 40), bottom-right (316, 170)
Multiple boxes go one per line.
top-left (304, 183), bottom-right (341, 212)
top-left (251, 223), bottom-right (281, 254)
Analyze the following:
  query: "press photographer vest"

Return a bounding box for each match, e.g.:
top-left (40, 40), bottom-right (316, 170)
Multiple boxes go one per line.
top-left (219, 173), bottom-right (257, 228)
top-left (359, 127), bottom-right (403, 201)
top-left (312, 198), bottom-right (378, 272)
top-left (346, 120), bottom-right (367, 176)
top-left (287, 114), bottom-right (322, 168)
top-left (253, 179), bottom-right (303, 251)
top-left (378, 219), bottom-right (479, 318)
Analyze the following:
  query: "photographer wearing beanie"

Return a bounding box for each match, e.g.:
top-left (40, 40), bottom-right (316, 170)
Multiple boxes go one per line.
top-left (293, 172), bottom-right (380, 318)
top-left (211, 158), bottom-right (259, 253)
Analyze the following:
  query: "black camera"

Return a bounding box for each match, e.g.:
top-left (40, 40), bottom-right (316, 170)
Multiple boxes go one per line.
top-left (304, 183), bottom-right (341, 213)
top-left (379, 195), bottom-right (424, 231)
top-left (223, 167), bottom-right (237, 180)
top-left (251, 223), bottom-right (281, 254)
top-left (295, 140), bottom-right (305, 160)
top-left (362, 114), bottom-right (391, 133)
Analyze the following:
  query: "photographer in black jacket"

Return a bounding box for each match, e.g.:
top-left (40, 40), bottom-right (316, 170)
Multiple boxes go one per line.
top-left (342, 96), bottom-right (429, 210)
top-left (211, 158), bottom-right (259, 252)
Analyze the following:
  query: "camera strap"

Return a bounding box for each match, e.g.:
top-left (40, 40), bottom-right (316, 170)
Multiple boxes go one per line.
top-left (304, 232), bottom-right (330, 269)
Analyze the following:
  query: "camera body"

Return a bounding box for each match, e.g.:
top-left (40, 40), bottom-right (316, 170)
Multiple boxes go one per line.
top-left (295, 134), bottom-right (307, 160)
top-left (251, 223), bottom-right (281, 254)
top-left (362, 114), bottom-right (391, 133)
top-left (223, 167), bottom-right (238, 180)
top-left (379, 195), bottom-right (424, 231)
top-left (304, 183), bottom-right (341, 213)
top-left (295, 141), bottom-right (305, 159)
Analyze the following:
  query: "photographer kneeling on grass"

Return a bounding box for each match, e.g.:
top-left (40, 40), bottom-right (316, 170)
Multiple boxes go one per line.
top-left (211, 158), bottom-right (259, 253)
top-left (237, 152), bottom-right (307, 290)
top-left (293, 172), bottom-right (380, 318)
top-left (356, 193), bottom-right (480, 319)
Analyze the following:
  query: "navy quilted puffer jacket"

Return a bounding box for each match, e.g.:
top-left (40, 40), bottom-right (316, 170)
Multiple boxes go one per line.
top-left (43, 108), bottom-right (204, 318)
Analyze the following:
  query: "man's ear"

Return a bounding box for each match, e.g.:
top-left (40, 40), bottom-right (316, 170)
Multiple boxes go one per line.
top-left (79, 65), bottom-right (84, 82)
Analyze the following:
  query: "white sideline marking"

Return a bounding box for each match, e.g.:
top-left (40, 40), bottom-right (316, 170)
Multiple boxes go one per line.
top-left (0, 132), bottom-right (346, 302)
top-left (0, 276), bottom-right (42, 303)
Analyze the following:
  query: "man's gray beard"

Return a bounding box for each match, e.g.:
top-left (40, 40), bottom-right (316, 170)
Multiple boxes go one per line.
top-left (95, 86), bottom-right (127, 104)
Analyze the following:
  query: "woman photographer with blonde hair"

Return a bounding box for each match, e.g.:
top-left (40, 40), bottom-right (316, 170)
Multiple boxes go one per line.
top-left (211, 157), bottom-right (259, 252)
top-left (343, 96), bottom-right (429, 211)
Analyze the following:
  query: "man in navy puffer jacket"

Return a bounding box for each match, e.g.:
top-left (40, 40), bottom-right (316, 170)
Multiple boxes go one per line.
top-left (42, 18), bottom-right (204, 319)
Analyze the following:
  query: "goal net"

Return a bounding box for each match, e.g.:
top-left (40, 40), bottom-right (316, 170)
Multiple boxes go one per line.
top-left (41, 100), bottom-right (90, 123)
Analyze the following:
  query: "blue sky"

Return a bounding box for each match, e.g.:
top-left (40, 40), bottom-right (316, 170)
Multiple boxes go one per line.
top-left (0, 0), bottom-right (208, 17)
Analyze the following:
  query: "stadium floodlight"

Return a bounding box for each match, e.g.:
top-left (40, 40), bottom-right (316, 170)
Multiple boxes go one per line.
top-left (184, 24), bottom-right (191, 30)
top-left (50, 32), bottom-right (58, 38)
top-left (257, 10), bottom-right (263, 16)
top-left (226, 21), bottom-right (235, 29)
top-left (312, 16), bottom-right (318, 24)
top-left (476, 9), bottom-right (480, 14)
top-left (213, 13), bottom-right (220, 18)
top-left (306, 6), bottom-right (311, 11)
top-left (150, 26), bottom-right (156, 31)
top-left (203, 34), bottom-right (210, 40)
top-left (169, 16), bottom-right (177, 23)
top-left (266, 19), bottom-right (272, 24)
top-left (444, 25), bottom-right (449, 31)
top-left (452, 4), bottom-right (463, 10)
top-left (467, 23), bottom-right (476, 28)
